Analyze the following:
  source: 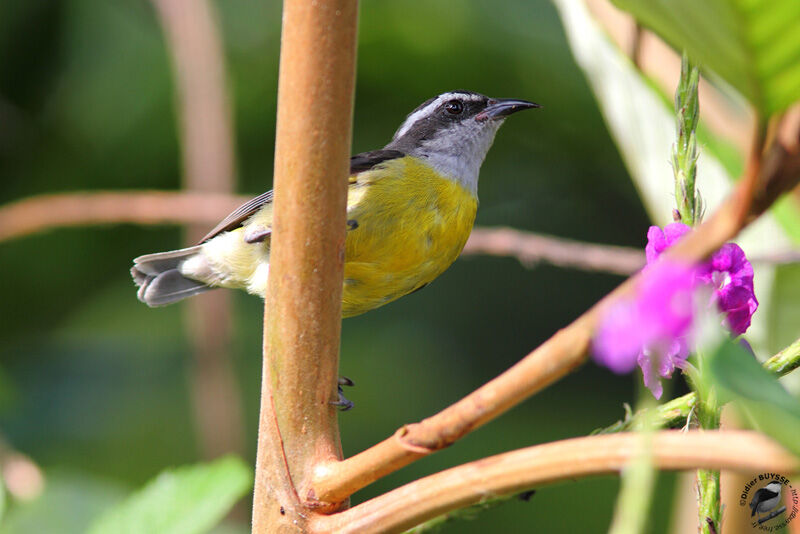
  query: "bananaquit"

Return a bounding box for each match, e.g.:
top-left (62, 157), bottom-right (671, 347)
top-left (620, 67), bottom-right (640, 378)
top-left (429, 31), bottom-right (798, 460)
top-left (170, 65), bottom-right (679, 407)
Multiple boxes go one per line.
top-left (132, 90), bottom-right (538, 315)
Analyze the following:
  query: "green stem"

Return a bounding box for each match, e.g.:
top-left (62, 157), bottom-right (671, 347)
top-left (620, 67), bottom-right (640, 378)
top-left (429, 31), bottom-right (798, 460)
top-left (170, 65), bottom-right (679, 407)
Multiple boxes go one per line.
top-left (673, 47), bottom-right (717, 534)
top-left (595, 336), bottom-right (800, 434)
top-left (694, 368), bottom-right (720, 534)
top-left (763, 337), bottom-right (800, 375)
top-left (402, 491), bottom-right (535, 533)
top-left (672, 52), bottom-right (701, 225)
top-left (607, 390), bottom-right (658, 534)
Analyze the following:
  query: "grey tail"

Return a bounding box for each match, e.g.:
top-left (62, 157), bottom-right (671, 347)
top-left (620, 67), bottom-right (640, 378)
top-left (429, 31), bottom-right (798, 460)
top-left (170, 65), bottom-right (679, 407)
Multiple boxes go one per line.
top-left (131, 245), bottom-right (212, 307)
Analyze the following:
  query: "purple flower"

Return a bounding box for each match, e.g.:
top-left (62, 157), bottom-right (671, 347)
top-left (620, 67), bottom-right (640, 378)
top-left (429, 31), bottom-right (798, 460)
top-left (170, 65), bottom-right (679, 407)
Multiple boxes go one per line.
top-left (593, 260), bottom-right (698, 398)
top-left (593, 223), bottom-right (758, 398)
top-left (645, 223), bottom-right (690, 263)
top-left (636, 338), bottom-right (689, 399)
top-left (646, 223), bottom-right (758, 335)
top-left (697, 243), bottom-right (758, 335)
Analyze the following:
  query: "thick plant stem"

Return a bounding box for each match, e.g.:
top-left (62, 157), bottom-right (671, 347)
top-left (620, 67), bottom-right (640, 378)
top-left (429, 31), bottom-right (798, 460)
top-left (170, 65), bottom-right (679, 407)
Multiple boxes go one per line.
top-left (251, 0), bottom-right (358, 531)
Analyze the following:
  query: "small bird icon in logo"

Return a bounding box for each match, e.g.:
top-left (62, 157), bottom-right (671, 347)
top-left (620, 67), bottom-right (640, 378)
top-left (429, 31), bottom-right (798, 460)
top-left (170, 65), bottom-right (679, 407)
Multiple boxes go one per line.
top-left (750, 481), bottom-right (783, 520)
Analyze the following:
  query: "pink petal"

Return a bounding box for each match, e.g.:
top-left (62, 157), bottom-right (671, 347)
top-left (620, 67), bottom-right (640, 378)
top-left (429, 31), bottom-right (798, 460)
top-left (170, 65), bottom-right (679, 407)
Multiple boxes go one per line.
top-left (593, 300), bottom-right (642, 374)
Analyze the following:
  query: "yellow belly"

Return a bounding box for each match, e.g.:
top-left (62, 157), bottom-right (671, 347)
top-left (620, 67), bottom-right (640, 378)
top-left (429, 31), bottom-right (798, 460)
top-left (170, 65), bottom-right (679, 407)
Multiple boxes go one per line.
top-left (200, 156), bottom-right (478, 317)
top-left (341, 156), bottom-right (477, 317)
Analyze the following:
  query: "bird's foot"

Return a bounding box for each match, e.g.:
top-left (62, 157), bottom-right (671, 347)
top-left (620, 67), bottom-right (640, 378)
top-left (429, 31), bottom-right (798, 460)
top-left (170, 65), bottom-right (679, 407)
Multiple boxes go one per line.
top-left (331, 376), bottom-right (355, 411)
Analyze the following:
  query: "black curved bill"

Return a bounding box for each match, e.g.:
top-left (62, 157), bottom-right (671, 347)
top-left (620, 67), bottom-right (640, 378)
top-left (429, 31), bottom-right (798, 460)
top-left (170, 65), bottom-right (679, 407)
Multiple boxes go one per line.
top-left (480, 98), bottom-right (540, 120)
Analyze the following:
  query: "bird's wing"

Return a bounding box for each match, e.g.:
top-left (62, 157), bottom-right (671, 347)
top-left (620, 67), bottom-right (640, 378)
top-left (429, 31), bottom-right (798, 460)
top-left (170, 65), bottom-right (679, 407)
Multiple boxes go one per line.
top-left (750, 487), bottom-right (779, 511)
top-left (750, 490), bottom-right (763, 515)
top-left (199, 190), bottom-right (274, 243)
top-left (198, 149), bottom-right (406, 243)
top-left (349, 149), bottom-right (405, 174)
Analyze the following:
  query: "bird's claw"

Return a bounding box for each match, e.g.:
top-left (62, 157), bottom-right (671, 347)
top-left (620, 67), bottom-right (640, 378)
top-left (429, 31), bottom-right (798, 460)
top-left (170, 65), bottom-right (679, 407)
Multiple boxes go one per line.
top-left (331, 376), bottom-right (355, 411)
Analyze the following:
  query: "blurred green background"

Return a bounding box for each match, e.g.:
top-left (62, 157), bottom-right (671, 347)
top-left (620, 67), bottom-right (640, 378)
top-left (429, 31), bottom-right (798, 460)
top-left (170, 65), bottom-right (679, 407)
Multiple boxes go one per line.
top-left (0, 0), bottom-right (688, 532)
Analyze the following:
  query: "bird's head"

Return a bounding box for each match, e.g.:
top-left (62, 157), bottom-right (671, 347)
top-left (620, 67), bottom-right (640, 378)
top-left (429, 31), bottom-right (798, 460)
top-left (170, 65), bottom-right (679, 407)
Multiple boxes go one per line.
top-left (766, 481), bottom-right (783, 494)
top-left (387, 90), bottom-right (539, 194)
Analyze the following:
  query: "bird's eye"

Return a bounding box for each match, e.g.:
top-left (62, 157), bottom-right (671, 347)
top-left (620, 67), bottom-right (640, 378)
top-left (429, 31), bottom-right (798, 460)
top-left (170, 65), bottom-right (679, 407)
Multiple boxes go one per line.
top-left (444, 100), bottom-right (464, 115)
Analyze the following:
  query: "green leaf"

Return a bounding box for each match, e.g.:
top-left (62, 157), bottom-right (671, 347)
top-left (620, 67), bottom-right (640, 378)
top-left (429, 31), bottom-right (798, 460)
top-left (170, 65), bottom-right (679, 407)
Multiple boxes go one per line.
top-left (735, 401), bottom-right (800, 458)
top-left (705, 338), bottom-right (800, 457)
top-left (552, 0), bottom-right (732, 227)
top-left (0, 478), bottom-right (5, 525)
top-left (0, 471), bottom-right (127, 534)
top-left (610, 0), bottom-right (800, 115)
top-left (768, 264), bottom-right (800, 354)
top-left (771, 195), bottom-right (800, 243)
top-left (707, 339), bottom-right (800, 414)
top-left (88, 456), bottom-right (252, 534)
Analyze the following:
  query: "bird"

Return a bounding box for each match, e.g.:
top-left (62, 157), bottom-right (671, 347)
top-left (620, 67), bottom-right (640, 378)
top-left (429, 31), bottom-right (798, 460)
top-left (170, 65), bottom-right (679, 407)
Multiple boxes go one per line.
top-left (131, 90), bottom-right (538, 315)
top-left (750, 481), bottom-right (783, 519)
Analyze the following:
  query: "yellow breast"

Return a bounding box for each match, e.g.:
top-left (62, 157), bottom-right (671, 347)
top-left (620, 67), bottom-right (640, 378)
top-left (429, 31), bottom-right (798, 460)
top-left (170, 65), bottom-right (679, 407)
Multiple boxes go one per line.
top-left (341, 156), bottom-right (477, 317)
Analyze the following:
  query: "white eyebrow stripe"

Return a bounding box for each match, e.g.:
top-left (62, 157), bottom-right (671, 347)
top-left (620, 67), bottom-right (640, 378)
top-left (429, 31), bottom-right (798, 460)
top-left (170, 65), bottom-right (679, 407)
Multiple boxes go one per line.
top-left (393, 97), bottom-right (444, 140)
top-left (392, 92), bottom-right (485, 140)
top-left (447, 92), bottom-right (485, 101)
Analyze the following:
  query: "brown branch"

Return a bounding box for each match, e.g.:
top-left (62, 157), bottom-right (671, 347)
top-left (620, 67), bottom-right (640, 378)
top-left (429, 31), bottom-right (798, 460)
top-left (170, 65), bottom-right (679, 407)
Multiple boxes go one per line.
top-left (151, 0), bottom-right (235, 197)
top-left (631, 23), bottom-right (644, 69)
top-left (15, 190), bottom-right (795, 275)
top-left (0, 191), bottom-right (246, 242)
top-left (251, 0), bottom-right (358, 531)
top-left (758, 505), bottom-right (787, 525)
top-left (310, 123), bottom-right (800, 504)
top-left (1, 189), bottom-right (650, 275)
top-left (151, 0), bottom-right (244, 462)
top-left (311, 431), bottom-right (798, 534)
top-left (462, 226), bottom-right (645, 275)
top-left (734, 121), bottom-right (767, 227)
top-left (4, 189), bottom-right (795, 275)
top-left (0, 191), bottom-right (679, 276)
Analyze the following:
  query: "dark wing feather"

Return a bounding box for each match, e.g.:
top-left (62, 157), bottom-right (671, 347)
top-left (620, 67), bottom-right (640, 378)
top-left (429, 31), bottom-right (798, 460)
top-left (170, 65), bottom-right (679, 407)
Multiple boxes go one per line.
top-left (750, 490), bottom-right (763, 514)
top-left (199, 190), bottom-right (274, 243)
top-left (198, 149), bottom-right (405, 243)
top-left (750, 487), bottom-right (779, 515)
top-left (349, 149), bottom-right (405, 174)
